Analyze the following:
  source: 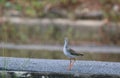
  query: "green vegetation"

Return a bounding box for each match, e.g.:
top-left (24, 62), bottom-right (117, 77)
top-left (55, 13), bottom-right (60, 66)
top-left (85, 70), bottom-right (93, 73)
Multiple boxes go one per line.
top-left (99, 24), bottom-right (120, 45)
top-left (0, 49), bottom-right (120, 62)
top-left (100, 0), bottom-right (120, 22)
top-left (0, 0), bottom-right (120, 21)
top-left (0, 0), bottom-right (120, 63)
top-left (0, 23), bottom-right (100, 44)
top-left (1, 22), bottom-right (119, 45)
top-left (0, 0), bottom-right (78, 17)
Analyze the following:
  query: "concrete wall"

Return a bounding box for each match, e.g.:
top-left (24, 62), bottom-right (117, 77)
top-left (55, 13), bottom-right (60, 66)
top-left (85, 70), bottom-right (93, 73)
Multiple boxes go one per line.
top-left (0, 57), bottom-right (120, 78)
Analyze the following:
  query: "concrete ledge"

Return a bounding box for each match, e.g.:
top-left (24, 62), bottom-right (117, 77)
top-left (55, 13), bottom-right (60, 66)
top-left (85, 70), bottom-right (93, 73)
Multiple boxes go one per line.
top-left (0, 57), bottom-right (120, 77)
top-left (1, 17), bottom-right (105, 27)
top-left (0, 43), bottom-right (120, 53)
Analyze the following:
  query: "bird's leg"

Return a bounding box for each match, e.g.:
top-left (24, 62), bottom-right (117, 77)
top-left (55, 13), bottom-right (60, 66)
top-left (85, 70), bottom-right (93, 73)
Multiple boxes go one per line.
top-left (71, 58), bottom-right (76, 69)
top-left (67, 58), bottom-right (72, 70)
top-left (68, 58), bottom-right (76, 70)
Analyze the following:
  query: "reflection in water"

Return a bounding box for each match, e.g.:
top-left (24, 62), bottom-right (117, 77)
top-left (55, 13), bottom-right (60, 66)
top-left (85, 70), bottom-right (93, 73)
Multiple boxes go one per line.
top-left (0, 49), bottom-right (120, 62)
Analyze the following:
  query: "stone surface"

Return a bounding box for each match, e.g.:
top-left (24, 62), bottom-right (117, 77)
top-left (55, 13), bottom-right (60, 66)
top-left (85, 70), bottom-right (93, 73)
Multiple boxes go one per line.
top-left (0, 57), bottom-right (120, 76)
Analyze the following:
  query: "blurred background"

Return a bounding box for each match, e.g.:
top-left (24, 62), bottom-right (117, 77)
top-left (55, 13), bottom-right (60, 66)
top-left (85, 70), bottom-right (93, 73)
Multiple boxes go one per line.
top-left (0, 0), bottom-right (120, 62)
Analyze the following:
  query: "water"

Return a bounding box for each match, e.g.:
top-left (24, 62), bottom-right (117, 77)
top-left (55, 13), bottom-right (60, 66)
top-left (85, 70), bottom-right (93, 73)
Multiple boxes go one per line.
top-left (0, 49), bottom-right (120, 62)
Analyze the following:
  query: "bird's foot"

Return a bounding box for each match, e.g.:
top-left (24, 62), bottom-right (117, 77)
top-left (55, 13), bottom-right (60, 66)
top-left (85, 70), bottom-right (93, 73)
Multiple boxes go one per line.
top-left (67, 67), bottom-right (72, 71)
top-left (67, 64), bottom-right (73, 71)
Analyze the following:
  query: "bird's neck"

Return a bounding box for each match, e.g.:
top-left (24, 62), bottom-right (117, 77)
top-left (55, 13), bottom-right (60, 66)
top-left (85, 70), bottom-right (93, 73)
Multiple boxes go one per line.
top-left (64, 41), bottom-right (68, 48)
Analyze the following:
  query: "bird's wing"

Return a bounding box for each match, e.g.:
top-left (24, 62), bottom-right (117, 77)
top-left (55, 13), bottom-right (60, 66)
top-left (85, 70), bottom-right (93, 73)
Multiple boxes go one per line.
top-left (67, 48), bottom-right (83, 56)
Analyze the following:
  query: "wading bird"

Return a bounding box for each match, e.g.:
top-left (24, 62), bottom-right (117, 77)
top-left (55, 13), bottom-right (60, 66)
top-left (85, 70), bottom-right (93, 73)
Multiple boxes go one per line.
top-left (63, 38), bottom-right (83, 70)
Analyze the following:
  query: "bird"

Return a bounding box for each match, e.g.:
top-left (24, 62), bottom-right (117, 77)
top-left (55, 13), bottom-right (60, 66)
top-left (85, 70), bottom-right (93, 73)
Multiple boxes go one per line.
top-left (63, 38), bottom-right (83, 70)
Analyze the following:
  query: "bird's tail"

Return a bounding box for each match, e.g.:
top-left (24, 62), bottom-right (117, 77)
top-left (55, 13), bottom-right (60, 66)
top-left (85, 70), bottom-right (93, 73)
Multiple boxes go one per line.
top-left (78, 53), bottom-right (84, 56)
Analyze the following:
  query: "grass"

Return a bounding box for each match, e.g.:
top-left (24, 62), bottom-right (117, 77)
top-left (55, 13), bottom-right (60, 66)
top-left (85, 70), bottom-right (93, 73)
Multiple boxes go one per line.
top-left (0, 23), bottom-right (101, 44)
top-left (1, 22), bottom-right (120, 45)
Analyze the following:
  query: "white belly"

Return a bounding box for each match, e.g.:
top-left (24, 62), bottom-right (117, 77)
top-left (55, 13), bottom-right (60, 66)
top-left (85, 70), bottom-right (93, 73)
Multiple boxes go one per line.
top-left (63, 48), bottom-right (76, 58)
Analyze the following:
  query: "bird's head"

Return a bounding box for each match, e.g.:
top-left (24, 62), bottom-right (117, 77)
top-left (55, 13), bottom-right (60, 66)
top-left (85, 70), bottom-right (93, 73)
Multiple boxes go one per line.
top-left (64, 37), bottom-right (68, 43)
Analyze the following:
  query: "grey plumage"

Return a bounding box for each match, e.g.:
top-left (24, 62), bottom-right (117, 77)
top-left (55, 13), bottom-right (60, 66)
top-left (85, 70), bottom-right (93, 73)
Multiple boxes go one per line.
top-left (67, 47), bottom-right (83, 56)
